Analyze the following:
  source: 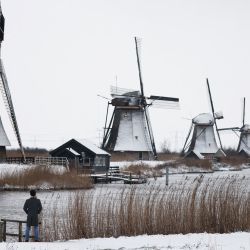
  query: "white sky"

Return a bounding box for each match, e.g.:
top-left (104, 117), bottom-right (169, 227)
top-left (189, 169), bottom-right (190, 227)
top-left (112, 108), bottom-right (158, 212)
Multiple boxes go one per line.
top-left (0, 0), bottom-right (250, 151)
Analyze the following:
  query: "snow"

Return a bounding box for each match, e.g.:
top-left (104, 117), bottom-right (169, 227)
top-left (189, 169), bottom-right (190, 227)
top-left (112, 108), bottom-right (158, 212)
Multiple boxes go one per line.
top-left (110, 160), bottom-right (166, 169)
top-left (0, 232), bottom-right (250, 249)
top-left (78, 139), bottom-right (110, 155)
top-left (192, 113), bottom-right (214, 125)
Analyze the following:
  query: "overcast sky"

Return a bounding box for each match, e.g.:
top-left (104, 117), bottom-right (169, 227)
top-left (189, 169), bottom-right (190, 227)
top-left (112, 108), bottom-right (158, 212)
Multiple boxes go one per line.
top-left (0, 0), bottom-right (250, 151)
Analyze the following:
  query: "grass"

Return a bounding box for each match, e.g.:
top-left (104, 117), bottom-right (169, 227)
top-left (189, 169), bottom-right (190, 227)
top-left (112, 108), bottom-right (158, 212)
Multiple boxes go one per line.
top-left (42, 175), bottom-right (250, 241)
top-left (219, 156), bottom-right (249, 166)
top-left (0, 166), bottom-right (93, 190)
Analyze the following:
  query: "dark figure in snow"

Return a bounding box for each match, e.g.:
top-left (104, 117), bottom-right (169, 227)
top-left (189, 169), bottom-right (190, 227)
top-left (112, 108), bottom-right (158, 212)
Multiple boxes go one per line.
top-left (23, 189), bottom-right (42, 242)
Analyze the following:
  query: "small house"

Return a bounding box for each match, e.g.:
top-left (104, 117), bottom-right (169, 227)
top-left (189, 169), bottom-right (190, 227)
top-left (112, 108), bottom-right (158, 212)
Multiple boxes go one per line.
top-left (50, 139), bottom-right (110, 173)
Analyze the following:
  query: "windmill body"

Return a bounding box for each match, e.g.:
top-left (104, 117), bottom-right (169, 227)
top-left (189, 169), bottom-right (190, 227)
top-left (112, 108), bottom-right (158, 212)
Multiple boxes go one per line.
top-left (237, 124), bottom-right (250, 156)
top-left (218, 98), bottom-right (250, 157)
top-left (184, 113), bottom-right (225, 159)
top-left (237, 98), bottom-right (250, 156)
top-left (0, 116), bottom-right (10, 158)
top-left (103, 87), bottom-right (154, 160)
top-left (182, 80), bottom-right (226, 159)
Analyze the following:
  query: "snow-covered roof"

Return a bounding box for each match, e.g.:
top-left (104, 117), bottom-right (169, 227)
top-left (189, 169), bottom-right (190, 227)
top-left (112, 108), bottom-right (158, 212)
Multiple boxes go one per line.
top-left (78, 139), bottom-right (110, 155)
top-left (68, 148), bottom-right (81, 156)
top-left (192, 113), bottom-right (214, 125)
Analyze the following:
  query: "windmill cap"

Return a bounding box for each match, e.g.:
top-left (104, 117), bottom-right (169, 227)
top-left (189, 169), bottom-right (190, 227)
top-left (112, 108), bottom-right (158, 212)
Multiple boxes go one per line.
top-left (192, 113), bottom-right (214, 125)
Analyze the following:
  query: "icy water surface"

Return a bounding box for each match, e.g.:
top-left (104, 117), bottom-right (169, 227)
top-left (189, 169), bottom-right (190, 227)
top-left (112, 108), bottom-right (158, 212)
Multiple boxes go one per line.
top-left (1, 168), bottom-right (250, 219)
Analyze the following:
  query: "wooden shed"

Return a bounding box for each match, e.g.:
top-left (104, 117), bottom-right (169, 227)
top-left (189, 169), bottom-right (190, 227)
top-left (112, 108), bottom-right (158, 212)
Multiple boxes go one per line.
top-left (50, 139), bottom-right (110, 173)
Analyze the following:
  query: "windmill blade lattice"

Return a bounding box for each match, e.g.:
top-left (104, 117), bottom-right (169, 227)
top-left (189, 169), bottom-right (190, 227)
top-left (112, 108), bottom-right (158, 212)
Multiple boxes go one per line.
top-left (0, 59), bottom-right (25, 160)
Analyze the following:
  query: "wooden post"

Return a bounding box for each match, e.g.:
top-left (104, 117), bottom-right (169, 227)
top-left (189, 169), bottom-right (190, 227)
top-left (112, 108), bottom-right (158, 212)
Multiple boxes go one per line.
top-left (0, 221), bottom-right (3, 242)
top-left (18, 222), bottom-right (22, 242)
top-left (106, 172), bottom-right (108, 183)
top-left (2, 221), bottom-right (6, 242)
top-left (166, 166), bottom-right (169, 186)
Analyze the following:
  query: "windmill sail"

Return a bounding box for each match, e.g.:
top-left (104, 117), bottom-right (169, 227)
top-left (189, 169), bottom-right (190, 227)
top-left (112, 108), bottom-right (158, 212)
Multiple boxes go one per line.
top-left (102, 37), bottom-right (179, 160)
top-left (218, 97), bottom-right (250, 157)
top-left (182, 80), bottom-right (226, 159)
top-left (0, 3), bottom-right (25, 160)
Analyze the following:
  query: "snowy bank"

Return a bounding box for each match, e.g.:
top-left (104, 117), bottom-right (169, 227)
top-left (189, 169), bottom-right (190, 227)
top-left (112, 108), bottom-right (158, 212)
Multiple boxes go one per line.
top-left (0, 232), bottom-right (250, 250)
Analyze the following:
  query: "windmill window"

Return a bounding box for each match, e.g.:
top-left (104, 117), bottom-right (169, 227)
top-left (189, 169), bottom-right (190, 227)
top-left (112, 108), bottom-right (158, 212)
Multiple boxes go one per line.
top-left (135, 136), bottom-right (138, 140)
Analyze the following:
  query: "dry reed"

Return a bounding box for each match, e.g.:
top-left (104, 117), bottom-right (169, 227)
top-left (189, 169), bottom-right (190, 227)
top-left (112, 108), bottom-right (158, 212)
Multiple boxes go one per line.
top-left (42, 175), bottom-right (250, 241)
top-left (0, 166), bottom-right (93, 190)
top-left (123, 163), bottom-right (163, 177)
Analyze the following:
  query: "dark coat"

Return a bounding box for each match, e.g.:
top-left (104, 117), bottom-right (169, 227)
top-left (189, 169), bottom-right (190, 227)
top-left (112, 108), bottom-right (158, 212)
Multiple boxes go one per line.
top-left (23, 197), bottom-right (42, 226)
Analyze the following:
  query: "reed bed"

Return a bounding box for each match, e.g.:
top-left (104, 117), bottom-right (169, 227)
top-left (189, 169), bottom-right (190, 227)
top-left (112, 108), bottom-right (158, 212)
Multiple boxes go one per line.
top-left (123, 163), bottom-right (163, 177)
top-left (42, 175), bottom-right (250, 241)
top-left (0, 166), bottom-right (93, 190)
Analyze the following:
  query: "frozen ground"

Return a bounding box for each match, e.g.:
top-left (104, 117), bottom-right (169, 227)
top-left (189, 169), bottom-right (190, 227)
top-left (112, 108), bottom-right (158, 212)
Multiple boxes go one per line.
top-left (0, 232), bottom-right (250, 249)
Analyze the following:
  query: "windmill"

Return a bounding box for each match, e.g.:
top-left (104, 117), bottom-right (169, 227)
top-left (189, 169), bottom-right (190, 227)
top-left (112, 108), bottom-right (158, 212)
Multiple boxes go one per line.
top-left (182, 79), bottom-right (226, 159)
top-left (0, 2), bottom-right (25, 160)
top-left (218, 97), bottom-right (250, 157)
top-left (101, 37), bottom-right (179, 160)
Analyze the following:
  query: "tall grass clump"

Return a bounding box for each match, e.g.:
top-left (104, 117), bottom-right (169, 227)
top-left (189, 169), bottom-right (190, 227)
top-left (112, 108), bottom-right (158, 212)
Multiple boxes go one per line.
top-left (0, 166), bottom-right (93, 190)
top-left (42, 175), bottom-right (250, 241)
top-left (123, 163), bottom-right (163, 177)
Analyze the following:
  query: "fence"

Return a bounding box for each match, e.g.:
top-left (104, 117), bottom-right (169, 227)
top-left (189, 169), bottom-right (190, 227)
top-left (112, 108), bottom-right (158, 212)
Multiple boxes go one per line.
top-left (6, 157), bottom-right (35, 164)
top-left (0, 219), bottom-right (41, 242)
top-left (34, 157), bottom-right (69, 169)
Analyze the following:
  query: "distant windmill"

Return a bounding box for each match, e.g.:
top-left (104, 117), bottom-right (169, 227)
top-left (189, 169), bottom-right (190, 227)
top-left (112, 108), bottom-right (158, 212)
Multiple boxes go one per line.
top-left (0, 3), bottom-right (25, 160)
top-left (182, 79), bottom-right (226, 159)
top-left (101, 37), bottom-right (179, 160)
top-left (218, 97), bottom-right (250, 157)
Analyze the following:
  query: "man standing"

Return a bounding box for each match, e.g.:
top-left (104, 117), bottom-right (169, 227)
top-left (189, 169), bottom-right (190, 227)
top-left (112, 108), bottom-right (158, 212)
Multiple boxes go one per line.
top-left (23, 189), bottom-right (42, 242)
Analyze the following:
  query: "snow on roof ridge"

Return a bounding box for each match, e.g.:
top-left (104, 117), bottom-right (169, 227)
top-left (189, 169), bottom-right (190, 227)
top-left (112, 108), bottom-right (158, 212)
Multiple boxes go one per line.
top-left (77, 138), bottom-right (110, 155)
top-left (193, 113), bottom-right (214, 125)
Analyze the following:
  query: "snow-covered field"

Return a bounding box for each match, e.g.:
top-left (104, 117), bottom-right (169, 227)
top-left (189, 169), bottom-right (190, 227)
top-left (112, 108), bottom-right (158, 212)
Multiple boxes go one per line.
top-left (0, 232), bottom-right (250, 249)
